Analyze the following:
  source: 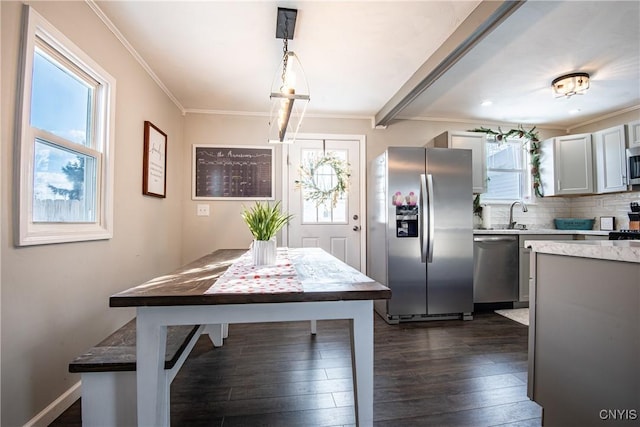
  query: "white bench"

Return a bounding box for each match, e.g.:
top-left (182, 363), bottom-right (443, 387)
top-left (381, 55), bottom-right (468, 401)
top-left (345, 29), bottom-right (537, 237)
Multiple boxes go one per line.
top-left (69, 319), bottom-right (221, 426)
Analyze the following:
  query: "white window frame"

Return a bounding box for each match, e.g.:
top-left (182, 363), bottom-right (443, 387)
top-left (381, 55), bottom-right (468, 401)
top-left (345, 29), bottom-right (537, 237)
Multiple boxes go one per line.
top-left (16, 5), bottom-right (116, 246)
top-left (482, 138), bottom-right (532, 204)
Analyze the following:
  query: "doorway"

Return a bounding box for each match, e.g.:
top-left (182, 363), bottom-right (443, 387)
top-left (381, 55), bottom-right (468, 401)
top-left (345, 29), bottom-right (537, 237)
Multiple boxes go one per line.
top-left (282, 134), bottom-right (366, 271)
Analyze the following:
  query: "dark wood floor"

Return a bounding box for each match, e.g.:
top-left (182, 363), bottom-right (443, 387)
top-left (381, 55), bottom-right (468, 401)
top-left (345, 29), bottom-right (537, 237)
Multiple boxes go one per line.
top-left (50, 311), bottom-right (540, 426)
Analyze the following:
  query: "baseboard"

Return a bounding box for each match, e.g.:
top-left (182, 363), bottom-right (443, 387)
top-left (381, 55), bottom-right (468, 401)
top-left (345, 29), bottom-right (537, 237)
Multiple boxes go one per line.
top-left (23, 381), bottom-right (81, 427)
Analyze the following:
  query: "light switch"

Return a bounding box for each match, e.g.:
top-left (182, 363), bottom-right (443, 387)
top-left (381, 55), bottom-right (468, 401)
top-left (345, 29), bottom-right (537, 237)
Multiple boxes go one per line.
top-left (196, 204), bottom-right (210, 216)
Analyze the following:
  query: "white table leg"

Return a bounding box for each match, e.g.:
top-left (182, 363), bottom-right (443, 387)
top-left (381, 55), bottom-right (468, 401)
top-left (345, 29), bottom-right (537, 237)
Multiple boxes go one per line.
top-left (133, 300), bottom-right (375, 426)
top-left (204, 324), bottom-right (225, 347)
top-left (222, 323), bottom-right (229, 338)
top-left (350, 301), bottom-right (374, 427)
top-left (310, 319), bottom-right (317, 335)
top-left (137, 310), bottom-right (169, 427)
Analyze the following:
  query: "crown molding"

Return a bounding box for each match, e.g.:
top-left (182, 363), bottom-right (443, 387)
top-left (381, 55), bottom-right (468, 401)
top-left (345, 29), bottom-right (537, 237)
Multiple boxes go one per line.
top-left (566, 105), bottom-right (640, 133)
top-left (85, 0), bottom-right (185, 114)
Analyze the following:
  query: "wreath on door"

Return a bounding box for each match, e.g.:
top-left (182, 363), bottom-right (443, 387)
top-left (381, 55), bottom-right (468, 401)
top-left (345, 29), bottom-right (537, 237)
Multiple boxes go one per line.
top-left (295, 152), bottom-right (351, 207)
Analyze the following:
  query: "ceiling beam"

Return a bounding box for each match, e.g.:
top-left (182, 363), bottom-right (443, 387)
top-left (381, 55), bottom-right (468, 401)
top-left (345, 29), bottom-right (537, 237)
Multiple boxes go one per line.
top-left (374, 0), bottom-right (526, 128)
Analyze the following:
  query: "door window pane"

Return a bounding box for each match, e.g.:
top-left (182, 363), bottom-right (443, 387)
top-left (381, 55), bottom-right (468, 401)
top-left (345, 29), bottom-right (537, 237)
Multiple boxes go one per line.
top-left (33, 139), bottom-right (96, 222)
top-left (300, 149), bottom-right (348, 224)
top-left (31, 47), bottom-right (93, 147)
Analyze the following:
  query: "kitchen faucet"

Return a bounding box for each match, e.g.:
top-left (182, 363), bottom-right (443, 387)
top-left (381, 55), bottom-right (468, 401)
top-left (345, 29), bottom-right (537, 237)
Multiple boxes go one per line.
top-left (508, 201), bottom-right (528, 229)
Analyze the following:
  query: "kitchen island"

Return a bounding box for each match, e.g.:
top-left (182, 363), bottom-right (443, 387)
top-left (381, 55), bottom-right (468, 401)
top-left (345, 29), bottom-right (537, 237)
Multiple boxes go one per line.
top-left (526, 240), bottom-right (639, 426)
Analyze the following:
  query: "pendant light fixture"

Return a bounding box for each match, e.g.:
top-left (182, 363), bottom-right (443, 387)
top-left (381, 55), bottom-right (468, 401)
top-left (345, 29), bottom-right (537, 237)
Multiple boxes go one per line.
top-left (551, 72), bottom-right (590, 98)
top-left (268, 8), bottom-right (310, 144)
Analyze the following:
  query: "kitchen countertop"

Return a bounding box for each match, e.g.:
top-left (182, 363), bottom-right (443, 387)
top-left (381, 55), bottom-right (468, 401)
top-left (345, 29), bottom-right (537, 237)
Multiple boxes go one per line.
top-left (474, 228), bottom-right (610, 236)
top-left (525, 240), bottom-right (640, 263)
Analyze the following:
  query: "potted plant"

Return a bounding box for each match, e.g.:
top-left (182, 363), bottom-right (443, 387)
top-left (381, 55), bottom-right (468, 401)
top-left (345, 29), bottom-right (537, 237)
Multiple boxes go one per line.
top-left (241, 201), bottom-right (293, 265)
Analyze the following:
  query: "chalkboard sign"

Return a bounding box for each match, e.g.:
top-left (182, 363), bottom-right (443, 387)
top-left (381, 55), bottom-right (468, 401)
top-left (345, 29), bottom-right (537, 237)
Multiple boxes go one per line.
top-left (192, 145), bottom-right (274, 200)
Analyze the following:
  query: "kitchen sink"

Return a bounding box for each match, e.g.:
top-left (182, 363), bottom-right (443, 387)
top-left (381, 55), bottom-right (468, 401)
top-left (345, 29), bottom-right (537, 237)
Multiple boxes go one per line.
top-left (480, 224), bottom-right (527, 230)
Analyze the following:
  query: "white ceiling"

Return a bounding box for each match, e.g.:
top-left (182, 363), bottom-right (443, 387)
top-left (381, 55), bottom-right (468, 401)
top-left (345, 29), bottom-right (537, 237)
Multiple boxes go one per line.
top-left (94, 1), bottom-right (640, 131)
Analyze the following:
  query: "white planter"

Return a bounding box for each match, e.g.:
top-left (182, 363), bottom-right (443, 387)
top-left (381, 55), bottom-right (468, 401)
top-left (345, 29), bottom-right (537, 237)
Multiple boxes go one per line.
top-left (251, 238), bottom-right (276, 266)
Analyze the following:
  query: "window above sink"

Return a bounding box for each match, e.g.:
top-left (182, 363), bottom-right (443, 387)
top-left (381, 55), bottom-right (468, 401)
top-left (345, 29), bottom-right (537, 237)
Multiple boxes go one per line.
top-left (483, 138), bottom-right (532, 203)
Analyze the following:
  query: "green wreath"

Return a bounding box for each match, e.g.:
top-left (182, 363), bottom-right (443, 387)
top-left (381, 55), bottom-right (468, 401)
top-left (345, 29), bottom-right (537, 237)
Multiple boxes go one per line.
top-left (469, 125), bottom-right (543, 198)
top-left (295, 153), bottom-right (351, 207)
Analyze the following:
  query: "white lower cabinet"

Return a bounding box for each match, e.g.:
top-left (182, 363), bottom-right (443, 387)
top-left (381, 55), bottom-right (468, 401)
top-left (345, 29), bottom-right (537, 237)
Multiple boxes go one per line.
top-left (519, 234), bottom-right (573, 302)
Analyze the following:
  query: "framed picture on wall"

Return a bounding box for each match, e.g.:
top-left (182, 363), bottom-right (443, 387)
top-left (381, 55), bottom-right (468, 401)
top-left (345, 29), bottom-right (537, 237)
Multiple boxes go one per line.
top-left (142, 121), bottom-right (167, 198)
top-left (192, 145), bottom-right (275, 200)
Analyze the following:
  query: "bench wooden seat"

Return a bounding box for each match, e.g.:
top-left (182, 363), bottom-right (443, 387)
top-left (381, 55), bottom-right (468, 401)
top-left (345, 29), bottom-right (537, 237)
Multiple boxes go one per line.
top-left (69, 319), bottom-right (204, 427)
top-left (70, 319), bottom-right (200, 373)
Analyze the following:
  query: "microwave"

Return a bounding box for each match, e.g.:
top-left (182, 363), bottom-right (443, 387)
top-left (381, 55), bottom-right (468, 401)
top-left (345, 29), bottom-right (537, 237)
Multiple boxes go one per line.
top-left (628, 146), bottom-right (640, 185)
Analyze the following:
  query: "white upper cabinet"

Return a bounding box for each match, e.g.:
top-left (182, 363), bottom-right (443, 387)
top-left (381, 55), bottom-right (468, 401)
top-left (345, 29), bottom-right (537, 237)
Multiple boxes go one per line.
top-left (628, 120), bottom-right (640, 147)
top-left (539, 133), bottom-right (594, 196)
top-left (431, 131), bottom-right (487, 194)
top-left (593, 125), bottom-right (628, 193)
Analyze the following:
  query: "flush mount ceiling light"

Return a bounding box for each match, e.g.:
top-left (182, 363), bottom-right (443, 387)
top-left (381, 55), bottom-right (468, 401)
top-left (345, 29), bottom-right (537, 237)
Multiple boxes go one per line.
top-left (268, 7), bottom-right (310, 144)
top-left (552, 72), bottom-right (590, 98)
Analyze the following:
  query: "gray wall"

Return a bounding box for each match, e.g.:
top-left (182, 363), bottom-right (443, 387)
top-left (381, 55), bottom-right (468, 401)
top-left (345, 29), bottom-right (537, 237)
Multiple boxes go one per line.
top-left (1, 2), bottom-right (184, 425)
top-left (180, 114), bottom-right (565, 262)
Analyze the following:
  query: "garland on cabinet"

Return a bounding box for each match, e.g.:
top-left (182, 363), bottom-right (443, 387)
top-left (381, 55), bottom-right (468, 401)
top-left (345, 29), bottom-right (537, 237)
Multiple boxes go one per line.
top-left (468, 125), bottom-right (543, 197)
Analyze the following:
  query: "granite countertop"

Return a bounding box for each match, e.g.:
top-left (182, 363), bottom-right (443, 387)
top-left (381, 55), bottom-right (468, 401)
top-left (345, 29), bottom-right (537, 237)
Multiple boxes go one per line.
top-left (474, 228), bottom-right (610, 236)
top-left (525, 240), bottom-right (640, 263)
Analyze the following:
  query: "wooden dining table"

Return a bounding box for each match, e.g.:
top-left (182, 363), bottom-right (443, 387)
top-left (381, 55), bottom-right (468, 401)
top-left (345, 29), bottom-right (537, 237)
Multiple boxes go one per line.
top-left (110, 247), bottom-right (391, 426)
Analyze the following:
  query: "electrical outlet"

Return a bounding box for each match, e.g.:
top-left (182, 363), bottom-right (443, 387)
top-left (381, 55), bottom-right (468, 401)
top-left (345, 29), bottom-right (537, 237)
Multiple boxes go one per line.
top-left (196, 204), bottom-right (210, 216)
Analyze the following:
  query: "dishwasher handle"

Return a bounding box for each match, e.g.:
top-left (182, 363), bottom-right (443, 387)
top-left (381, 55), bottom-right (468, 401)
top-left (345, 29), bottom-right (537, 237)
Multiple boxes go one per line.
top-left (474, 236), bottom-right (518, 242)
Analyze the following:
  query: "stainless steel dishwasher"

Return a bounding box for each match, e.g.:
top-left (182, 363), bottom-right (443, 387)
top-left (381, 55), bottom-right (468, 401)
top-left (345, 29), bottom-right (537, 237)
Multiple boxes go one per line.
top-left (473, 235), bottom-right (519, 303)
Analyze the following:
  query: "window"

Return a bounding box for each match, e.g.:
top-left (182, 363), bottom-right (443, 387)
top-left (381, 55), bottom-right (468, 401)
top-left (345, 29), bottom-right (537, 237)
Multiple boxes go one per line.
top-left (16, 6), bottom-right (115, 245)
top-left (483, 138), bottom-right (531, 202)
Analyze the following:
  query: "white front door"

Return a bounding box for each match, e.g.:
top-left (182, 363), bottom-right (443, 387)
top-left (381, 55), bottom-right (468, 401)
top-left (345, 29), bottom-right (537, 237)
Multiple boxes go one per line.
top-left (285, 137), bottom-right (363, 271)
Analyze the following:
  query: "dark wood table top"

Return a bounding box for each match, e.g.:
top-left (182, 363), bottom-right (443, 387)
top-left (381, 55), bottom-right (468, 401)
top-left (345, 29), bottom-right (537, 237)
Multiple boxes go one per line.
top-left (110, 248), bottom-right (391, 307)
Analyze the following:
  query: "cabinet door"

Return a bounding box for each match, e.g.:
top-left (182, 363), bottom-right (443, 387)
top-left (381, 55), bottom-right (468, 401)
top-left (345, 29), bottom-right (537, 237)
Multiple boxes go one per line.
top-left (519, 247), bottom-right (530, 302)
top-left (518, 234), bottom-right (572, 302)
top-left (594, 125), bottom-right (627, 193)
top-left (450, 133), bottom-right (487, 194)
top-left (554, 133), bottom-right (593, 195)
top-left (628, 120), bottom-right (640, 147)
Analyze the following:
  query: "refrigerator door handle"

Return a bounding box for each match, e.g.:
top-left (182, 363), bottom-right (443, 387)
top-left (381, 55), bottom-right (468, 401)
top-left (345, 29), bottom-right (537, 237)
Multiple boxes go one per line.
top-left (426, 173), bottom-right (435, 263)
top-left (420, 174), bottom-right (428, 263)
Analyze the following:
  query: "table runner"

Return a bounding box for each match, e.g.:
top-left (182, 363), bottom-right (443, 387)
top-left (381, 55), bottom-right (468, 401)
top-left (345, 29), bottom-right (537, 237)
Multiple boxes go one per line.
top-left (205, 248), bottom-right (303, 294)
top-left (288, 248), bottom-right (375, 284)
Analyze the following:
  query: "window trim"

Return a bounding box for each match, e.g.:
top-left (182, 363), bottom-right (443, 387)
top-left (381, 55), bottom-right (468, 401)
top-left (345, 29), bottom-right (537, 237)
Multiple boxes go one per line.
top-left (482, 138), bottom-right (533, 204)
top-left (16, 5), bottom-right (116, 246)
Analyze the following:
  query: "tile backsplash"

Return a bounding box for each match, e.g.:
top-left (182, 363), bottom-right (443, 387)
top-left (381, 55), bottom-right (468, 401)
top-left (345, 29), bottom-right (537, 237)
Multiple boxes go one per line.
top-left (482, 191), bottom-right (640, 230)
top-left (570, 192), bottom-right (640, 230)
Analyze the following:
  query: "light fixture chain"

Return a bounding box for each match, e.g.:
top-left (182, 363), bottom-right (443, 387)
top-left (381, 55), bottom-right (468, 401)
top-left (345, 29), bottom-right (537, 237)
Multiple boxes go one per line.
top-left (281, 38), bottom-right (289, 87)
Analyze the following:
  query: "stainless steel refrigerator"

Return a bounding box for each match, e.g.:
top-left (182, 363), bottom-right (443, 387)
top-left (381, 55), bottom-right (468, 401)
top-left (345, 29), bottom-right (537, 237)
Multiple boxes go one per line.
top-left (368, 146), bottom-right (473, 323)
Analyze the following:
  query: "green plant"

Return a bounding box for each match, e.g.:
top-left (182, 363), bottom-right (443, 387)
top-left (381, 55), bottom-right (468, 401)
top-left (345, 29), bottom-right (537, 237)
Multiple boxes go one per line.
top-left (241, 201), bottom-right (294, 241)
top-left (473, 194), bottom-right (483, 218)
